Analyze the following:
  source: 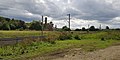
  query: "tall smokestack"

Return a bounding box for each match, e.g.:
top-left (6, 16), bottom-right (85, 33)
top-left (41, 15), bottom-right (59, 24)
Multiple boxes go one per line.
top-left (45, 17), bottom-right (47, 24)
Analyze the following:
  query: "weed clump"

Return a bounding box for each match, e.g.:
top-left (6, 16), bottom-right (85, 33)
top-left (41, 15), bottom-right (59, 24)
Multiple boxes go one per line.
top-left (0, 58), bottom-right (3, 59)
top-left (74, 35), bottom-right (81, 40)
top-left (59, 32), bottom-right (72, 40)
top-left (1, 53), bottom-right (12, 56)
top-left (101, 37), bottom-right (105, 41)
top-left (48, 41), bottom-right (56, 44)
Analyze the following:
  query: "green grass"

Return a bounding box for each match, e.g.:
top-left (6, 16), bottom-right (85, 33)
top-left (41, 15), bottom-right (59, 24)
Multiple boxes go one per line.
top-left (80, 31), bottom-right (107, 39)
top-left (0, 31), bottom-right (41, 38)
top-left (79, 31), bottom-right (120, 40)
top-left (0, 39), bottom-right (119, 60)
top-left (0, 30), bottom-right (120, 59)
top-left (0, 31), bottom-right (60, 38)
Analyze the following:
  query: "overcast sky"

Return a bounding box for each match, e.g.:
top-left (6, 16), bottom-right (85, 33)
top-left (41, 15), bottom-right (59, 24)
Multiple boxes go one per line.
top-left (0, 0), bottom-right (120, 29)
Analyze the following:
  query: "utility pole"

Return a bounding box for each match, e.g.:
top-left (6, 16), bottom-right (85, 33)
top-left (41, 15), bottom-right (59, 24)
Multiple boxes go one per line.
top-left (99, 24), bottom-right (101, 30)
top-left (41, 15), bottom-right (44, 36)
top-left (87, 24), bottom-right (90, 33)
top-left (88, 24), bottom-right (90, 29)
top-left (67, 14), bottom-right (71, 32)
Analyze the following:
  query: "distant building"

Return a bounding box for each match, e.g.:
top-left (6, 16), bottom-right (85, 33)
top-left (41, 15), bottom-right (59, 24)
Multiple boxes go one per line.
top-left (43, 17), bottom-right (54, 31)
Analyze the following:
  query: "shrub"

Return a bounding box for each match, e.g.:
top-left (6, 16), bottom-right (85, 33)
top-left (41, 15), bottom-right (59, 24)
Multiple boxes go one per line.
top-left (74, 35), bottom-right (81, 40)
top-left (48, 40), bottom-right (56, 44)
top-left (101, 37), bottom-right (105, 41)
top-left (19, 27), bottom-right (24, 31)
top-left (75, 29), bottom-right (81, 31)
top-left (59, 32), bottom-right (72, 40)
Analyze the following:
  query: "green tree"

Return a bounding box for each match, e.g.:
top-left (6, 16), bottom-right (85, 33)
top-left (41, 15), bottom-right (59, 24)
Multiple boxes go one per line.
top-left (75, 28), bottom-right (81, 31)
top-left (9, 23), bottom-right (16, 30)
top-left (1, 22), bottom-right (10, 30)
top-left (0, 16), bottom-right (27, 30)
top-left (106, 26), bottom-right (109, 29)
top-left (62, 26), bottom-right (71, 31)
top-left (82, 27), bottom-right (86, 31)
top-left (29, 21), bottom-right (42, 30)
top-left (89, 26), bottom-right (96, 31)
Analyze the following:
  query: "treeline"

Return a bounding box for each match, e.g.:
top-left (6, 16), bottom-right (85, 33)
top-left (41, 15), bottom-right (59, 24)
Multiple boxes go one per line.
top-left (0, 16), bottom-right (42, 30)
top-left (75, 26), bottom-right (110, 31)
top-left (0, 16), bottom-right (120, 31)
top-left (0, 16), bottom-right (26, 30)
top-left (61, 25), bottom-right (120, 31)
top-left (74, 26), bottom-right (120, 31)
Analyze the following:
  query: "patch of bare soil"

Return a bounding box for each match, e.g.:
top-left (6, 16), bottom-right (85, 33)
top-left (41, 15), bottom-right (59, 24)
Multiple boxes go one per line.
top-left (29, 46), bottom-right (120, 60)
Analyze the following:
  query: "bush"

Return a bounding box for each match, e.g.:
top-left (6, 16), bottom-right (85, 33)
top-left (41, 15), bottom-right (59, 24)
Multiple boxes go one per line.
top-left (48, 41), bottom-right (56, 44)
top-left (75, 29), bottom-right (81, 31)
top-left (19, 27), bottom-right (24, 31)
top-left (101, 37), bottom-right (105, 41)
top-left (74, 35), bottom-right (81, 40)
top-left (101, 31), bottom-right (120, 40)
top-left (59, 32), bottom-right (72, 40)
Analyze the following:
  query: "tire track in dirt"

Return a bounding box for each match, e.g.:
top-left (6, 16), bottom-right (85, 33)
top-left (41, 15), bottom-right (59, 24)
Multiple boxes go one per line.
top-left (30, 45), bottom-right (120, 60)
top-left (53, 46), bottom-right (120, 60)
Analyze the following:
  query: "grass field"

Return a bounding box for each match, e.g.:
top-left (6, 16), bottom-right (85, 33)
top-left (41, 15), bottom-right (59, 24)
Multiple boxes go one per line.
top-left (0, 31), bottom-right (61, 38)
top-left (0, 39), bottom-right (120, 60)
top-left (0, 30), bottom-right (120, 60)
top-left (0, 31), bottom-right (40, 38)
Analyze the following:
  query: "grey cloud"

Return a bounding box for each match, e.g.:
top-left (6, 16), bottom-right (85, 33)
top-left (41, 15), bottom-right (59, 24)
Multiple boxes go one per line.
top-left (0, 0), bottom-right (120, 21)
top-left (71, 0), bottom-right (120, 21)
top-left (0, 0), bottom-right (120, 28)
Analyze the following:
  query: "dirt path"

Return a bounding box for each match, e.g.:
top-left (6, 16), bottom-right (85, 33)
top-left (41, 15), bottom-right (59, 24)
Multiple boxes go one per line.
top-left (29, 45), bottom-right (120, 60)
top-left (0, 36), bottom-right (45, 46)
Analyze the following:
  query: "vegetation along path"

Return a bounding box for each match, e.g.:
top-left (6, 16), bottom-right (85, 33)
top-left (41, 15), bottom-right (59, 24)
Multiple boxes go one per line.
top-left (31, 45), bottom-right (120, 60)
